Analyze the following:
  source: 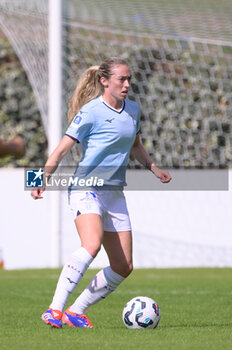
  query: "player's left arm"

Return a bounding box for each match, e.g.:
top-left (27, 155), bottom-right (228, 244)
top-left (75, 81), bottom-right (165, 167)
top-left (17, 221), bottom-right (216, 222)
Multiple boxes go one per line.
top-left (130, 133), bottom-right (172, 183)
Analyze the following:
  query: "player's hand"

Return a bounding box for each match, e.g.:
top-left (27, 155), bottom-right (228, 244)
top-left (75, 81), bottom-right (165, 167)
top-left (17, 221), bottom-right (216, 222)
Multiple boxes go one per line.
top-left (151, 165), bottom-right (172, 183)
top-left (31, 187), bottom-right (45, 200)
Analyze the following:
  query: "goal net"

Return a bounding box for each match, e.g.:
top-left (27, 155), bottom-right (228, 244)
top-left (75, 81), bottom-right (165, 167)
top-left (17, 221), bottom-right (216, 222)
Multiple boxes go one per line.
top-left (0, 0), bottom-right (232, 169)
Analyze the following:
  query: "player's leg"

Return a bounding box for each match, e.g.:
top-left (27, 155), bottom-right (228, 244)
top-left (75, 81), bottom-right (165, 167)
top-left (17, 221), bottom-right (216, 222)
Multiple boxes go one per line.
top-left (103, 230), bottom-right (133, 278)
top-left (62, 190), bottom-right (132, 328)
top-left (42, 191), bottom-right (104, 328)
top-left (75, 213), bottom-right (104, 258)
top-left (63, 230), bottom-right (132, 328)
top-left (41, 244), bottom-right (94, 327)
top-left (50, 214), bottom-right (103, 305)
top-left (42, 214), bottom-right (103, 328)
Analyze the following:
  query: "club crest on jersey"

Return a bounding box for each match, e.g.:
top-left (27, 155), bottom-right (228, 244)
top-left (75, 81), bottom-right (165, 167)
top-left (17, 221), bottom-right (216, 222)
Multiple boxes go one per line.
top-left (73, 115), bottom-right (82, 125)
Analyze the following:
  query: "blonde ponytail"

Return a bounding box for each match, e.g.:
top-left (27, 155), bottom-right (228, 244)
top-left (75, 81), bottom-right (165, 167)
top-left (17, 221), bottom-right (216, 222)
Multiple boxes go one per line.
top-left (68, 65), bottom-right (103, 124)
top-left (68, 58), bottom-right (129, 124)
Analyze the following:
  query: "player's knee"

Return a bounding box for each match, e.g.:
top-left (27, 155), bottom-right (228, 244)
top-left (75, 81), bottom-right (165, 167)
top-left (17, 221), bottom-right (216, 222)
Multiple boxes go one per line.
top-left (84, 243), bottom-right (101, 258)
top-left (113, 262), bottom-right (133, 278)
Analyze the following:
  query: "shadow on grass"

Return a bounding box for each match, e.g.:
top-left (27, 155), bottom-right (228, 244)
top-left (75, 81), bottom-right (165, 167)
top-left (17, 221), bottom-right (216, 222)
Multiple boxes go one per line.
top-left (104, 322), bottom-right (232, 330)
top-left (160, 322), bottom-right (232, 329)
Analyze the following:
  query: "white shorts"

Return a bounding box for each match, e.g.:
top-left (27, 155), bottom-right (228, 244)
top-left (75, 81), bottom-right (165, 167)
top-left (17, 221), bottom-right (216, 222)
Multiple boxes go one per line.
top-left (68, 189), bottom-right (132, 232)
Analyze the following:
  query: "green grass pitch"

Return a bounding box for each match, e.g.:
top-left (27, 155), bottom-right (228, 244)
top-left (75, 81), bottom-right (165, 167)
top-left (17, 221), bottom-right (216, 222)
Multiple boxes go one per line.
top-left (0, 268), bottom-right (232, 350)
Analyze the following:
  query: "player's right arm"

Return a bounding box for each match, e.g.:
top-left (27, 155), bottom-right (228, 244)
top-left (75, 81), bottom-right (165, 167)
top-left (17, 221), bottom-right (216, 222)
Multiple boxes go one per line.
top-left (31, 135), bottom-right (76, 199)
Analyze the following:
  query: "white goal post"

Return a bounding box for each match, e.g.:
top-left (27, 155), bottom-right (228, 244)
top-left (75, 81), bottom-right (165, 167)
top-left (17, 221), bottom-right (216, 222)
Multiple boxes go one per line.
top-left (47, 0), bottom-right (62, 267)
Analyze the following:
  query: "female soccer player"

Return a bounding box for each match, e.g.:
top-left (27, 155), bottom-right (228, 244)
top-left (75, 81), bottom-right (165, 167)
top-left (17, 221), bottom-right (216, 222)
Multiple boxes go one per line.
top-left (31, 57), bottom-right (171, 328)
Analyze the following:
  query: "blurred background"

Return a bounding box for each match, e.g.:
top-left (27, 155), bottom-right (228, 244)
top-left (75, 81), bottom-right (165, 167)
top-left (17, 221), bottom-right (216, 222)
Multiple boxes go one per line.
top-left (0, 0), bottom-right (231, 270)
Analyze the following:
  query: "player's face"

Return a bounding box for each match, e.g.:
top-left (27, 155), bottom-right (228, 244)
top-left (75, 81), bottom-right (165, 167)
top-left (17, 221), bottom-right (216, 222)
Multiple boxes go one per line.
top-left (101, 64), bottom-right (131, 107)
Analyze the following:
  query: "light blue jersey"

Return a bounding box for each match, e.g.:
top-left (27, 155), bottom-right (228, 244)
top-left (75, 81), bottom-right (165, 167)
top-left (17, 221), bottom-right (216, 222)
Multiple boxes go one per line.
top-left (65, 96), bottom-right (141, 188)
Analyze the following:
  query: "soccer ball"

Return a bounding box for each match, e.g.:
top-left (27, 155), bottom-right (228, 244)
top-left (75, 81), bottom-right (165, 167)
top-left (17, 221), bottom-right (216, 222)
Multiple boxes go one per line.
top-left (122, 296), bottom-right (161, 329)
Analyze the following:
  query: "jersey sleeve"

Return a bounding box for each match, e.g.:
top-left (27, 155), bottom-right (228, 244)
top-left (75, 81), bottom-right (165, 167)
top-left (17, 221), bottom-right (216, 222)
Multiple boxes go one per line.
top-left (65, 112), bottom-right (94, 142)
